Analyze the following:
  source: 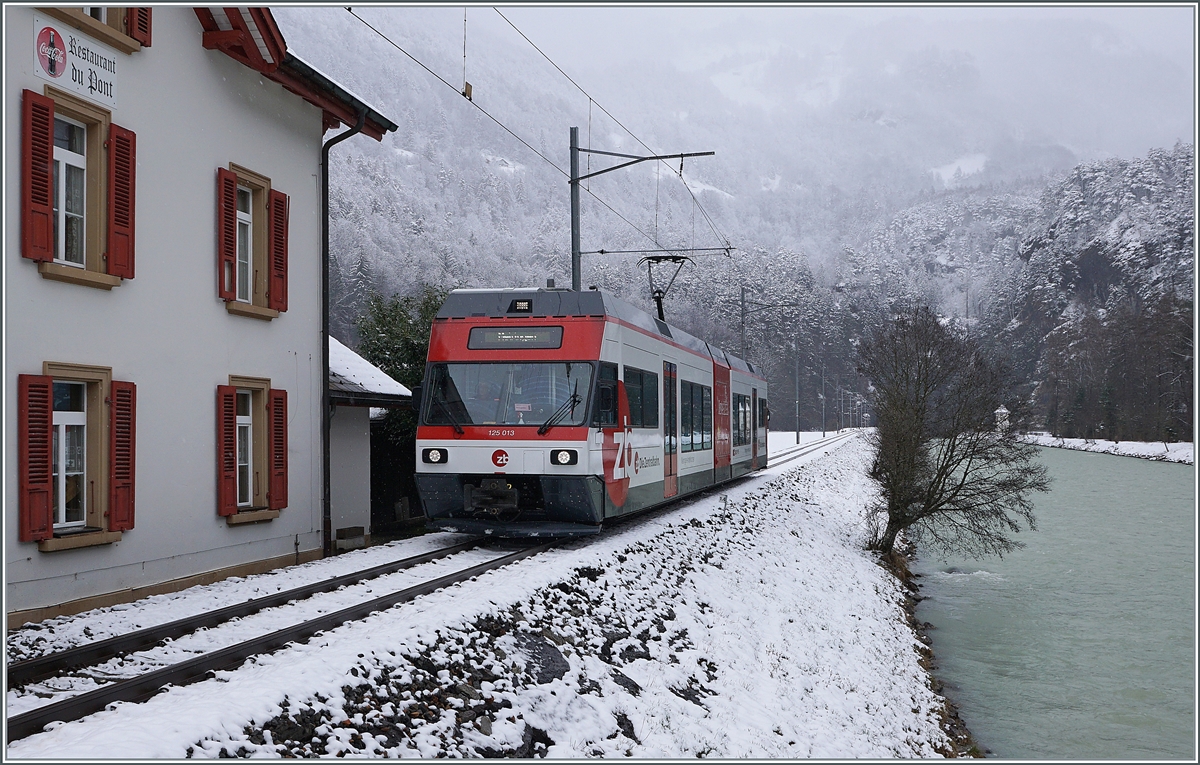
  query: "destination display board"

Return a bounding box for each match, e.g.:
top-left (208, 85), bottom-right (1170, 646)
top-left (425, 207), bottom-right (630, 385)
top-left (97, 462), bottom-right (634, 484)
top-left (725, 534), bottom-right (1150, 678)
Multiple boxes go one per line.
top-left (467, 326), bottom-right (564, 349)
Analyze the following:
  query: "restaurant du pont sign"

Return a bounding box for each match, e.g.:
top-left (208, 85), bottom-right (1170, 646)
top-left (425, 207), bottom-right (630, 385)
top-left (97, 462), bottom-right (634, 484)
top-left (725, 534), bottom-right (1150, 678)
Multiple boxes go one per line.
top-left (32, 13), bottom-right (118, 108)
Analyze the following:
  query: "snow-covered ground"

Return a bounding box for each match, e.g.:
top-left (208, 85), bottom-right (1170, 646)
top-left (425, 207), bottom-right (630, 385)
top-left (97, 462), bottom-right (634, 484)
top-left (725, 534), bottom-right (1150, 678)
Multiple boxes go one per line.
top-left (7, 431), bottom-right (957, 759)
top-left (1021, 434), bottom-right (1194, 464)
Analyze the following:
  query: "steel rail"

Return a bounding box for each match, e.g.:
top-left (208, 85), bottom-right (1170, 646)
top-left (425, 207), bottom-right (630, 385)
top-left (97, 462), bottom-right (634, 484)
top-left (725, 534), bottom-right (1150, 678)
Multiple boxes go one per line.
top-left (767, 432), bottom-right (855, 469)
top-left (7, 541), bottom-right (558, 742)
top-left (7, 538), bottom-right (484, 687)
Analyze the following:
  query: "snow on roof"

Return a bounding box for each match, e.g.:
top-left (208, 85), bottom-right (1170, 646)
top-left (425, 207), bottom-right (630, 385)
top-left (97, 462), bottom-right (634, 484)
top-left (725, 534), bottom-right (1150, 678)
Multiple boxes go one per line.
top-left (329, 337), bottom-right (410, 397)
top-left (284, 51), bottom-right (397, 133)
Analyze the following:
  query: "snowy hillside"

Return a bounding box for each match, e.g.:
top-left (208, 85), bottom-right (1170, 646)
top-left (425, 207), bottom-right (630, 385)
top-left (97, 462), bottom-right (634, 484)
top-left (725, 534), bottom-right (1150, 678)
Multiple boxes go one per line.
top-left (270, 6), bottom-right (1192, 439)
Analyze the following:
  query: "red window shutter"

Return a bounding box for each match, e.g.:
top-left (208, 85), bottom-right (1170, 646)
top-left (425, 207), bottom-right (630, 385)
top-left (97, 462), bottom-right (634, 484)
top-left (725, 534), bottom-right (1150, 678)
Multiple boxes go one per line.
top-left (216, 385), bottom-right (238, 516)
top-left (21, 90), bottom-right (54, 263)
top-left (267, 388), bottom-right (288, 510)
top-left (107, 124), bottom-right (136, 279)
top-left (109, 380), bottom-right (137, 531)
top-left (267, 189), bottom-right (289, 311)
top-left (127, 8), bottom-right (152, 47)
top-left (18, 375), bottom-right (54, 542)
top-left (216, 168), bottom-right (237, 301)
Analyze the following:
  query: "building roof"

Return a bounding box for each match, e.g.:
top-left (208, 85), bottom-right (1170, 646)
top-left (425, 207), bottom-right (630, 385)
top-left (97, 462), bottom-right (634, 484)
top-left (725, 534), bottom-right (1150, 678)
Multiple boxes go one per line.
top-left (329, 336), bottom-right (410, 408)
top-left (193, 7), bottom-right (397, 140)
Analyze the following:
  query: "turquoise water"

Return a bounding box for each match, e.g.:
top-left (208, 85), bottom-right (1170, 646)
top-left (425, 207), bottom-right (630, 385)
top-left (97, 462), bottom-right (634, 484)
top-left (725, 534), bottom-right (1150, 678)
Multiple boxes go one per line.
top-left (912, 447), bottom-right (1195, 759)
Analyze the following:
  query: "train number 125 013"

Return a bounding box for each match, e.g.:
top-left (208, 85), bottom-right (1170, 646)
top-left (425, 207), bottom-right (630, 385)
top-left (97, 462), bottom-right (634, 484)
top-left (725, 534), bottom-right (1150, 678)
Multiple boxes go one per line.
top-left (488, 429), bottom-right (516, 437)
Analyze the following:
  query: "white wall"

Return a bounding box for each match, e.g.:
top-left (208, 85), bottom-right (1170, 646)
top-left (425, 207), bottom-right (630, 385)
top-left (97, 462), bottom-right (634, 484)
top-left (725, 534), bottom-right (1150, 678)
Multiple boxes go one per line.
top-left (5, 7), bottom-right (328, 612)
top-left (330, 406), bottom-right (371, 537)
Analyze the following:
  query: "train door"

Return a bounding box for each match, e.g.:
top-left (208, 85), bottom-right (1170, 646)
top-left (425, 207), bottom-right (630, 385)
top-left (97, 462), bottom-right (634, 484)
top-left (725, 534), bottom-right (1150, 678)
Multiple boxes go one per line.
top-left (751, 388), bottom-right (759, 469)
top-left (663, 361), bottom-right (678, 497)
top-left (758, 396), bottom-right (769, 466)
top-left (712, 362), bottom-right (731, 482)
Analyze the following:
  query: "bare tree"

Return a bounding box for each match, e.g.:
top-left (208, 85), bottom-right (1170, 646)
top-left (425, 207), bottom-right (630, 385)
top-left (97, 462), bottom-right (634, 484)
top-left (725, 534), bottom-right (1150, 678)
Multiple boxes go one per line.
top-left (858, 307), bottom-right (1050, 558)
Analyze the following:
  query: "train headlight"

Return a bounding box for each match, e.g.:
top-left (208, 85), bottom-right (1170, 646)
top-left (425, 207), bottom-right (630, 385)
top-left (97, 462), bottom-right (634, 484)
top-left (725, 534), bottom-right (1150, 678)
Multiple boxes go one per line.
top-left (551, 449), bottom-right (578, 465)
top-left (422, 448), bottom-right (449, 464)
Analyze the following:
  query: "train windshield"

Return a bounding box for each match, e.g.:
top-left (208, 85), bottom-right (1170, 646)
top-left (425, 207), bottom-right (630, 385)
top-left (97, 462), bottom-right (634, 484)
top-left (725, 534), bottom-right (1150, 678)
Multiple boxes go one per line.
top-left (424, 362), bottom-right (594, 427)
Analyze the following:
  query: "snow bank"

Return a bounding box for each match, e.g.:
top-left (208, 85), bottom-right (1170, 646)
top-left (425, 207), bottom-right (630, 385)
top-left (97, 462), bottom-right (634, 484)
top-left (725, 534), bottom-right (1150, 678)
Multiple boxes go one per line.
top-left (8, 436), bottom-right (954, 759)
top-left (1021, 434), bottom-right (1193, 465)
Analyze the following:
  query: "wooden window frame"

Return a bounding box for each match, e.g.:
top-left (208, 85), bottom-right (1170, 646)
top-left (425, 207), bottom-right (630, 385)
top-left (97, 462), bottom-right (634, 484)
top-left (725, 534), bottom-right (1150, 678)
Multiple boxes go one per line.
top-left (38, 7), bottom-right (141, 54)
top-left (37, 361), bottom-right (122, 551)
top-left (224, 165), bottom-right (279, 320)
top-left (36, 86), bottom-right (120, 290)
top-left (226, 375), bottom-right (276, 522)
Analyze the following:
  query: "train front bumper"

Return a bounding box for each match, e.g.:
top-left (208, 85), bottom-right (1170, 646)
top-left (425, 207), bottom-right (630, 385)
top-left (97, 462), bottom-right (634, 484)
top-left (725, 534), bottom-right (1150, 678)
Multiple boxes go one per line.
top-left (415, 473), bottom-right (606, 536)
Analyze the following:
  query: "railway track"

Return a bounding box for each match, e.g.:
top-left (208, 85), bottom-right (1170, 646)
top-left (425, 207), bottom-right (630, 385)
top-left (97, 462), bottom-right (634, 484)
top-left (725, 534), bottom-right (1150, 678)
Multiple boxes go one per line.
top-left (6, 539), bottom-right (558, 742)
top-left (766, 430), bottom-right (856, 469)
top-left (6, 431), bottom-right (854, 742)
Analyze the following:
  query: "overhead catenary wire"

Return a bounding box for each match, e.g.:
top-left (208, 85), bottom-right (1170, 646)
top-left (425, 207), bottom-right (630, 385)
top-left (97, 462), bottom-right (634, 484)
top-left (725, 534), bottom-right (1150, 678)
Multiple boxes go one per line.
top-left (345, 7), bottom-right (667, 254)
top-left (493, 6), bottom-right (731, 251)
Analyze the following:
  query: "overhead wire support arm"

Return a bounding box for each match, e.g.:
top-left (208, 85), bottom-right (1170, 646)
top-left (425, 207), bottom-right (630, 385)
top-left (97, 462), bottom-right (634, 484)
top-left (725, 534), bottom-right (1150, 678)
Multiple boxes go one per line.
top-left (573, 149), bottom-right (715, 184)
top-left (569, 125), bottom-right (715, 291)
top-left (581, 246), bottom-right (734, 256)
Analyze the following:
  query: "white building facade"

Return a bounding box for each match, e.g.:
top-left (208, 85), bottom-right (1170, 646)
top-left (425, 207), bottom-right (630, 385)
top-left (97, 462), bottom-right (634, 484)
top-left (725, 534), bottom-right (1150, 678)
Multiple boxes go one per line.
top-left (5, 6), bottom-right (395, 625)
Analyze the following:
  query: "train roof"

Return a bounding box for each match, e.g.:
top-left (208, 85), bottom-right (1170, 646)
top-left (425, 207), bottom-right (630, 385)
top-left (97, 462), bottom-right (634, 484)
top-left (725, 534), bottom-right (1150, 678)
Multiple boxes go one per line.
top-left (437, 288), bottom-right (761, 377)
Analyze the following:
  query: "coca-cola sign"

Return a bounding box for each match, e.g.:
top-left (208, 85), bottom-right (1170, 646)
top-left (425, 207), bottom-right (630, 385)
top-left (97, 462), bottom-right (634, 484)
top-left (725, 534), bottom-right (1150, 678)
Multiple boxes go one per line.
top-left (32, 14), bottom-right (119, 108)
top-left (36, 27), bottom-right (65, 78)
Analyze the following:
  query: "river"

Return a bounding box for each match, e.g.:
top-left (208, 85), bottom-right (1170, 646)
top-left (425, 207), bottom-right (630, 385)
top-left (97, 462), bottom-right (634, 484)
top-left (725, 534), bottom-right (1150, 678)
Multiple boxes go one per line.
top-left (911, 447), bottom-right (1195, 759)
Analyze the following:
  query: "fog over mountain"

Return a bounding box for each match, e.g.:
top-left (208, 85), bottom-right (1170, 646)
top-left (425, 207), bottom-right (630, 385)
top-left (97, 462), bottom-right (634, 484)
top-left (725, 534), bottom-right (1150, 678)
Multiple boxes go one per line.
top-left (273, 5), bottom-right (1193, 438)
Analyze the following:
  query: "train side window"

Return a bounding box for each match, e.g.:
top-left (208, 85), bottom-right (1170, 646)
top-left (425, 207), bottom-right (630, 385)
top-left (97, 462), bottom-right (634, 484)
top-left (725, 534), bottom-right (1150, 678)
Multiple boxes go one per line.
top-left (702, 386), bottom-right (713, 449)
top-left (641, 370), bottom-right (659, 428)
top-left (733, 393), bottom-right (751, 446)
top-left (593, 362), bottom-right (618, 427)
top-left (681, 381), bottom-right (693, 452)
top-left (624, 368), bottom-right (643, 428)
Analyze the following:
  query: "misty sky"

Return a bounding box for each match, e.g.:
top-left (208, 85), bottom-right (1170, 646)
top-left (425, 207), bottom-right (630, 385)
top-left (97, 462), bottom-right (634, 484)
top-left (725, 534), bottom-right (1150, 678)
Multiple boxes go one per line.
top-left (460, 3), bottom-right (1196, 162)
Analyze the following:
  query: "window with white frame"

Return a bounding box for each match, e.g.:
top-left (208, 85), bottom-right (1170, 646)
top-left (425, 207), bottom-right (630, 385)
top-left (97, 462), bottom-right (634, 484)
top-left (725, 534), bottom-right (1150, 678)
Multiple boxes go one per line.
top-left (236, 390), bottom-right (253, 506)
top-left (53, 116), bottom-right (87, 268)
top-left (85, 7), bottom-right (107, 22)
top-left (52, 381), bottom-right (88, 528)
top-left (235, 187), bottom-right (252, 302)
top-left (216, 165), bottom-right (289, 317)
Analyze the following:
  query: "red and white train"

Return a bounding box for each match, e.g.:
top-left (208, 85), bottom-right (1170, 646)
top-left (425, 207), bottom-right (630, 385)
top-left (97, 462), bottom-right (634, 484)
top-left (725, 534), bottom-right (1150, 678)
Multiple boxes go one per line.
top-left (412, 287), bottom-right (768, 536)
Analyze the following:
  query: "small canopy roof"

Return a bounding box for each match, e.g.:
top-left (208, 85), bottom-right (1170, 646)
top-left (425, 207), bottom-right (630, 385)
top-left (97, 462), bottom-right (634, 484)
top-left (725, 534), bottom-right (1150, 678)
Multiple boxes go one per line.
top-left (329, 336), bottom-right (410, 408)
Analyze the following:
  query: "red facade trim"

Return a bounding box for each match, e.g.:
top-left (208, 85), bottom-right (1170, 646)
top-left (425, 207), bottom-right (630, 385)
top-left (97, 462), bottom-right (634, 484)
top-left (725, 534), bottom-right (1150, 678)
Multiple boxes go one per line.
top-left (216, 167), bottom-right (237, 301)
top-left (106, 123), bottom-right (136, 278)
top-left (21, 90), bottom-right (55, 263)
top-left (18, 375), bottom-right (54, 541)
top-left (216, 385), bottom-right (238, 516)
top-left (109, 380), bottom-right (136, 531)
top-left (267, 389), bottom-right (288, 510)
top-left (192, 8), bottom-right (388, 141)
top-left (267, 189), bottom-right (289, 311)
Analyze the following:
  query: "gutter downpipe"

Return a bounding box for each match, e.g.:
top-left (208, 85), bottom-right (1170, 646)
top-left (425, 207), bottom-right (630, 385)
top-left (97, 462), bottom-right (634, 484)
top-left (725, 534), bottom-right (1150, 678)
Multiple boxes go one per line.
top-left (321, 107), bottom-right (367, 557)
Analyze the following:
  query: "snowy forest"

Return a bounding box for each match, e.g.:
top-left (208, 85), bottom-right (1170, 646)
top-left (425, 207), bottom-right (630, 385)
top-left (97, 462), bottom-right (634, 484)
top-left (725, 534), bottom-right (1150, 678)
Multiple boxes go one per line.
top-left (274, 7), bottom-right (1194, 442)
